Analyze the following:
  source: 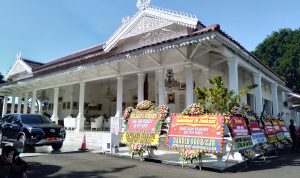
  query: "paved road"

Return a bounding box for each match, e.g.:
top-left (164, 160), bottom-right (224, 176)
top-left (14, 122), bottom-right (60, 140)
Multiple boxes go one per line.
top-left (23, 151), bottom-right (300, 178)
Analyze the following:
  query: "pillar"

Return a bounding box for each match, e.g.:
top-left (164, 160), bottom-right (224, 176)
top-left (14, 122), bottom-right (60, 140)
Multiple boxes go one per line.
top-left (228, 58), bottom-right (239, 94)
top-left (185, 63), bottom-right (194, 107)
top-left (76, 83), bottom-right (86, 131)
top-left (137, 73), bottom-right (145, 103)
top-left (253, 73), bottom-right (263, 115)
top-left (31, 90), bottom-right (37, 114)
top-left (116, 76), bottom-right (123, 117)
top-left (23, 93), bottom-right (28, 114)
top-left (38, 100), bottom-right (42, 114)
top-left (271, 83), bottom-right (279, 116)
top-left (11, 96), bottom-right (15, 114)
top-left (2, 96), bottom-right (8, 117)
top-left (157, 69), bottom-right (165, 105)
top-left (17, 95), bottom-right (22, 113)
top-left (51, 87), bottom-right (59, 123)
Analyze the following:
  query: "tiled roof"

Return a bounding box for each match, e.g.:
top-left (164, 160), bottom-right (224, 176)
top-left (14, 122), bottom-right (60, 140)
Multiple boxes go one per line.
top-left (22, 58), bottom-right (44, 69)
top-left (33, 44), bottom-right (104, 73)
top-left (30, 23), bottom-right (285, 84)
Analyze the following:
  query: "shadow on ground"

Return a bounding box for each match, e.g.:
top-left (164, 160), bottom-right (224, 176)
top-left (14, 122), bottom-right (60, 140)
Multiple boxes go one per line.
top-left (225, 150), bottom-right (300, 173)
top-left (28, 164), bottom-right (137, 178)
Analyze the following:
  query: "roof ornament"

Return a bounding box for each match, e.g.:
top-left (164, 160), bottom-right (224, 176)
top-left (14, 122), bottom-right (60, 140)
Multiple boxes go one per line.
top-left (122, 16), bottom-right (131, 25)
top-left (136, 0), bottom-right (151, 11)
top-left (16, 52), bottom-right (21, 60)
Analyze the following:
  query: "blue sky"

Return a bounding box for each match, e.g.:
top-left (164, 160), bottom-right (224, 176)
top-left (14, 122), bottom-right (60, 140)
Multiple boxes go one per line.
top-left (0, 0), bottom-right (299, 76)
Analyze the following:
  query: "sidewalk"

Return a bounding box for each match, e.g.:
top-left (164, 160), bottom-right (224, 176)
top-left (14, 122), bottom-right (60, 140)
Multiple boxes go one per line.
top-left (95, 146), bottom-right (242, 172)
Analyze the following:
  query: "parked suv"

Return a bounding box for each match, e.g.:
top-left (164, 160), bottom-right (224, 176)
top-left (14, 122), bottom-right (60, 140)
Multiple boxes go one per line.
top-left (0, 114), bottom-right (66, 150)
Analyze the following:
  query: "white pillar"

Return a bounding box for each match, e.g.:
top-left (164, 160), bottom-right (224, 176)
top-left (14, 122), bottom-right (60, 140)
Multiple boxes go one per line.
top-left (228, 58), bottom-right (239, 94)
top-left (137, 73), bottom-right (145, 103)
top-left (23, 93), bottom-right (28, 114)
top-left (31, 90), bottom-right (37, 114)
top-left (51, 87), bottom-right (59, 123)
top-left (116, 76), bottom-right (123, 117)
top-left (157, 69), bottom-right (165, 105)
top-left (11, 96), bottom-right (15, 114)
top-left (254, 73), bottom-right (263, 115)
top-left (185, 63), bottom-right (194, 107)
top-left (2, 96), bottom-right (8, 117)
top-left (76, 83), bottom-right (86, 131)
top-left (38, 100), bottom-right (43, 114)
top-left (271, 83), bottom-right (279, 116)
top-left (17, 95), bottom-right (22, 113)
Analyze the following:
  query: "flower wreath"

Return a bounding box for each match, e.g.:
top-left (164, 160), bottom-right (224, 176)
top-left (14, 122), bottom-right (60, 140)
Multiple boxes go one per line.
top-left (181, 103), bottom-right (204, 115)
top-left (136, 100), bottom-right (155, 110)
top-left (158, 105), bottom-right (169, 120)
top-left (179, 149), bottom-right (205, 163)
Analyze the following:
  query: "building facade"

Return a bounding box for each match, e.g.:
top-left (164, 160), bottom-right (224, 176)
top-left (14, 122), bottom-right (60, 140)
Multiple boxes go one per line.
top-left (1, 1), bottom-right (299, 130)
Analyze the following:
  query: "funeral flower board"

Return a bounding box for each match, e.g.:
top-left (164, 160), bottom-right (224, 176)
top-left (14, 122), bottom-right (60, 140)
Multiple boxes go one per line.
top-left (278, 120), bottom-right (292, 140)
top-left (167, 114), bottom-right (224, 154)
top-left (228, 115), bottom-right (254, 151)
top-left (247, 115), bottom-right (267, 145)
top-left (121, 110), bottom-right (162, 145)
top-left (262, 118), bottom-right (278, 144)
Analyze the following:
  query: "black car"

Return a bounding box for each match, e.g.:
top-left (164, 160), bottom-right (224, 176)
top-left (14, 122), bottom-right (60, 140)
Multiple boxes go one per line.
top-left (0, 114), bottom-right (66, 150)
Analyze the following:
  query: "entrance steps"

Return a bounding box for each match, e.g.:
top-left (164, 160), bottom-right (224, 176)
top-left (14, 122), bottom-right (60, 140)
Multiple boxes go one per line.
top-left (64, 130), bottom-right (110, 151)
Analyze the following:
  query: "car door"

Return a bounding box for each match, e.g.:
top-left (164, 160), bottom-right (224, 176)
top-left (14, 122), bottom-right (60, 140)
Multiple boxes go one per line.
top-left (9, 115), bottom-right (22, 140)
top-left (1, 115), bottom-right (13, 141)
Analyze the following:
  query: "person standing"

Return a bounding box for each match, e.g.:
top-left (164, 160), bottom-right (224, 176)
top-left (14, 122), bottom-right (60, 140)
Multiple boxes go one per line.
top-left (289, 119), bottom-right (297, 152)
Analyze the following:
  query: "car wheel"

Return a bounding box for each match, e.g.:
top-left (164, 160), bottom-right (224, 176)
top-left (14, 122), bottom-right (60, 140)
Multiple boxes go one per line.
top-left (52, 143), bottom-right (63, 150)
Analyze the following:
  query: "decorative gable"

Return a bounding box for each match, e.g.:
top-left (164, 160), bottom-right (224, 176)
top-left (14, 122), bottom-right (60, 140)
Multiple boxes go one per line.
top-left (6, 53), bottom-right (33, 81)
top-left (104, 2), bottom-right (201, 52)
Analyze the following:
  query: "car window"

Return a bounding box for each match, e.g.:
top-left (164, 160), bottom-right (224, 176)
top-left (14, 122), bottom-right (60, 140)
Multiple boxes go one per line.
top-left (1, 115), bottom-right (14, 123)
top-left (11, 115), bottom-right (22, 124)
top-left (21, 115), bottom-right (53, 124)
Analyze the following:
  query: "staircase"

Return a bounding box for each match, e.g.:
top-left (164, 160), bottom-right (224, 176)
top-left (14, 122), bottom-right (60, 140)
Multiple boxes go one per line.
top-left (64, 130), bottom-right (111, 151)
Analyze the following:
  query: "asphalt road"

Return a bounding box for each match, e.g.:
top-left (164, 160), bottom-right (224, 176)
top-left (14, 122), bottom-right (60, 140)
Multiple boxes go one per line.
top-left (23, 151), bottom-right (300, 178)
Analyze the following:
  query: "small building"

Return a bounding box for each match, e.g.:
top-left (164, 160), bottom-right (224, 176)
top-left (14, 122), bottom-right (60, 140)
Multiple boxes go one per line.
top-left (0, 1), bottom-right (299, 130)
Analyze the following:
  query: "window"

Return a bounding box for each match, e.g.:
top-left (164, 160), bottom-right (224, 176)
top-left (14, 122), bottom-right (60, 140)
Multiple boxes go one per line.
top-left (21, 115), bottom-right (52, 124)
top-left (1, 115), bottom-right (14, 123)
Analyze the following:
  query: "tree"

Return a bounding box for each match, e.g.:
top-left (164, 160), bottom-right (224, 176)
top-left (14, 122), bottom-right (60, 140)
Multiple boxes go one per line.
top-left (253, 28), bottom-right (300, 92)
top-left (194, 76), bottom-right (256, 114)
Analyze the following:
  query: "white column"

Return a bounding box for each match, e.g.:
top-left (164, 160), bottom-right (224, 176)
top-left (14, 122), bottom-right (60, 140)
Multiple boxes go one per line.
top-left (185, 63), bottom-right (194, 107)
top-left (271, 83), bottom-right (279, 116)
top-left (157, 69), bottom-right (165, 105)
top-left (11, 96), bottom-right (15, 114)
top-left (137, 73), bottom-right (145, 103)
top-left (38, 100), bottom-right (42, 114)
top-left (23, 93), bottom-right (28, 114)
top-left (253, 73), bottom-right (263, 115)
top-left (228, 58), bottom-right (239, 94)
top-left (116, 76), bottom-right (123, 117)
top-left (76, 83), bottom-right (86, 131)
top-left (51, 87), bottom-right (59, 123)
top-left (17, 95), bottom-right (22, 113)
top-left (31, 90), bottom-right (37, 114)
top-left (2, 96), bottom-right (8, 117)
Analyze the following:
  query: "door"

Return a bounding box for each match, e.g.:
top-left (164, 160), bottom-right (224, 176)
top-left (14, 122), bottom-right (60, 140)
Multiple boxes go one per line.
top-left (1, 115), bottom-right (14, 141)
top-left (9, 115), bottom-right (22, 140)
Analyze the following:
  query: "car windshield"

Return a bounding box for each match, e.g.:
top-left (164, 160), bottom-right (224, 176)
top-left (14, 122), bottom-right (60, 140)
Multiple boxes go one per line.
top-left (21, 115), bottom-right (53, 124)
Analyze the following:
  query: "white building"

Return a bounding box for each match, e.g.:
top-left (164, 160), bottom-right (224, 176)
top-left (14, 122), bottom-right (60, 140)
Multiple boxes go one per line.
top-left (1, 1), bottom-right (299, 130)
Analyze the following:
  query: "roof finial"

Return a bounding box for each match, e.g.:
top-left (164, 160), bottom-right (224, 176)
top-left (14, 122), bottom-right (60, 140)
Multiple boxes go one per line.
top-left (16, 52), bottom-right (21, 60)
top-left (136, 0), bottom-right (151, 11)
